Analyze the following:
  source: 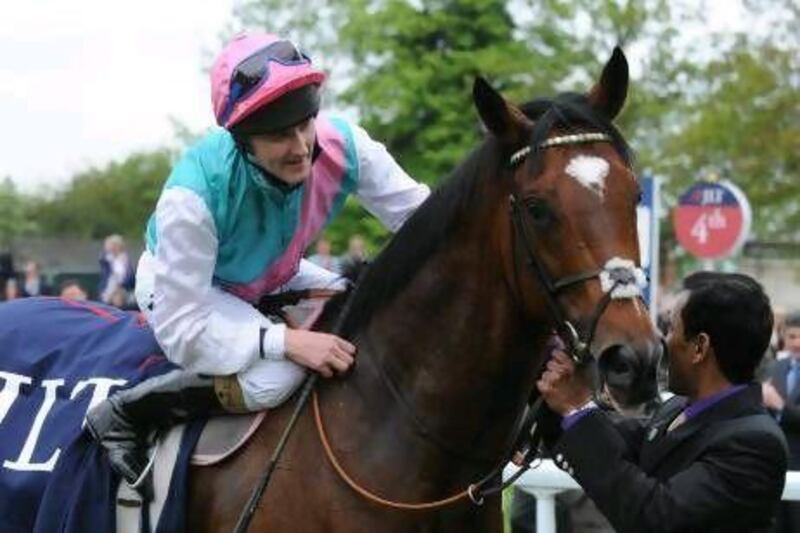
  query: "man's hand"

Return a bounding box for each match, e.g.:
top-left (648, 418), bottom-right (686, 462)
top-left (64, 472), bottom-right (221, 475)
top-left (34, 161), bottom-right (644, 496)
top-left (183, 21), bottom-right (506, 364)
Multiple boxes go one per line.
top-left (762, 382), bottom-right (785, 410)
top-left (284, 330), bottom-right (356, 378)
top-left (537, 350), bottom-right (593, 416)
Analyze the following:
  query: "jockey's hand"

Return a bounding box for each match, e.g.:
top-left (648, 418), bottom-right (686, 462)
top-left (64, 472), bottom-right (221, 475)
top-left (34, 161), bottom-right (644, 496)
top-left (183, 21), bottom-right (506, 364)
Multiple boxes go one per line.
top-left (536, 350), bottom-right (593, 416)
top-left (284, 330), bottom-right (356, 378)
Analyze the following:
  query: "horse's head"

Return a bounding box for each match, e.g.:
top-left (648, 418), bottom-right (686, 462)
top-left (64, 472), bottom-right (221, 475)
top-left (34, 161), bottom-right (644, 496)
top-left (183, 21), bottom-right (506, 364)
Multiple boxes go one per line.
top-left (473, 47), bottom-right (661, 408)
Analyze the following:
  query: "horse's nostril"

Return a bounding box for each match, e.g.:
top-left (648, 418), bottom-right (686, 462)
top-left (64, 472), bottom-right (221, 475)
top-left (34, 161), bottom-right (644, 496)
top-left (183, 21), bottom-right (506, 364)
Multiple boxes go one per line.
top-left (600, 345), bottom-right (638, 388)
top-left (610, 358), bottom-right (632, 375)
top-left (598, 343), bottom-right (661, 406)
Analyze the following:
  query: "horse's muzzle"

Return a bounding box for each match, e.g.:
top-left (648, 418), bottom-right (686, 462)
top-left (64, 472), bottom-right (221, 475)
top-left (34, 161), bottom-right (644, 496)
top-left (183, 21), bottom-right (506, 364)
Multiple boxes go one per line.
top-left (597, 341), bottom-right (661, 407)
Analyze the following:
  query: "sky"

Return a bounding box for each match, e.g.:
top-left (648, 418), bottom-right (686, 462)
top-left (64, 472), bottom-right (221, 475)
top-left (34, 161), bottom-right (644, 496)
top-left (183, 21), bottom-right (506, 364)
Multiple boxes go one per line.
top-left (0, 0), bottom-right (234, 192)
top-left (0, 0), bottom-right (747, 193)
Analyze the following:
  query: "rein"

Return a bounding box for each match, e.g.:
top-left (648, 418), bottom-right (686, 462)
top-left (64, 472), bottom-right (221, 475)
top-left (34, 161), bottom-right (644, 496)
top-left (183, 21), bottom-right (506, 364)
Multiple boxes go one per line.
top-left (234, 288), bottom-right (356, 533)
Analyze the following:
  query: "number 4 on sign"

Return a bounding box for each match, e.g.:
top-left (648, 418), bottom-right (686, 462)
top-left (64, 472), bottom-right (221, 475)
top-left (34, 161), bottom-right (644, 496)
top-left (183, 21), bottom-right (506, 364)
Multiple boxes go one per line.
top-left (691, 214), bottom-right (709, 244)
top-left (691, 209), bottom-right (727, 244)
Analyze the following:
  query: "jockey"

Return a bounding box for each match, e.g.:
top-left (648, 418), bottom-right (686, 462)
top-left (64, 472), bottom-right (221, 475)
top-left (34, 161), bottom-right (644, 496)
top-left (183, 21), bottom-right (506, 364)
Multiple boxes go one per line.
top-left (86, 32), bottom-right (430, 487)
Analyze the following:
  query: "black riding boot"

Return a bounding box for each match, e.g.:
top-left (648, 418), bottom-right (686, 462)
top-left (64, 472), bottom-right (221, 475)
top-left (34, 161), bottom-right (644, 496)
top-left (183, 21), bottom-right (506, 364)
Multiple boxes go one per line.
top-left (85, 370), bottom-right (230, 488)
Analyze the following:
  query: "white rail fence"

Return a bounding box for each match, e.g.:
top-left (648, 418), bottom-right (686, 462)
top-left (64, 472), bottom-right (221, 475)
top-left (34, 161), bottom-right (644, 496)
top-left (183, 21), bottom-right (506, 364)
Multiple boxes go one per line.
top-left (506, 461), bottom-right (800, 533)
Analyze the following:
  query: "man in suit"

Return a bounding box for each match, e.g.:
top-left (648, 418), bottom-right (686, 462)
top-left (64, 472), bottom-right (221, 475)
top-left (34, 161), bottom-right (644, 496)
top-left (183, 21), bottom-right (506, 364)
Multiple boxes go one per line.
top-left (763, 311), bottom-right (800, 532)
top-left (537, 271), bottom-right (788, 533)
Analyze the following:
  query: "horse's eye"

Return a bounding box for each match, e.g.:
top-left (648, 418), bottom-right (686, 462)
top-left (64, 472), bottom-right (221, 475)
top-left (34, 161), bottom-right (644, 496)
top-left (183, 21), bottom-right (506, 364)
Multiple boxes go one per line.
top-left (525, 198), bottom-right (554, 226)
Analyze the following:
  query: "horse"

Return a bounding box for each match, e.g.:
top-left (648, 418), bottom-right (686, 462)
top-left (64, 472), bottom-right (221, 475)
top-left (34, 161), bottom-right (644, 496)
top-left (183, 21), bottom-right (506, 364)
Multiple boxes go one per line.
top-left (184, 47), bottom-right (661, 532)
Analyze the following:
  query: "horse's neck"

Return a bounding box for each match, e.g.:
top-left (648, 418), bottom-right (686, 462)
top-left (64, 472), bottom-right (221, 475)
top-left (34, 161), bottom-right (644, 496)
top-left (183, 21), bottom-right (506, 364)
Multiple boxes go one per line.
top-left (323, 219), bottom-right (548, 494)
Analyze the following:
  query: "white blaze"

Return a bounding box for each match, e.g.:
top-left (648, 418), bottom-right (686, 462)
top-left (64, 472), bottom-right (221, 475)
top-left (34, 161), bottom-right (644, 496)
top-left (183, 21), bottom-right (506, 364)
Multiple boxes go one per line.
top-left (565, 155), bottom-right (609, 197)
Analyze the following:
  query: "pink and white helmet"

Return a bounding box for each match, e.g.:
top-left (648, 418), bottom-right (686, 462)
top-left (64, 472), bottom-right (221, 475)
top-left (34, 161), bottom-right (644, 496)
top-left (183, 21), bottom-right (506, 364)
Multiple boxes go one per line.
top-left (210, 32), bottom-right (326, 129)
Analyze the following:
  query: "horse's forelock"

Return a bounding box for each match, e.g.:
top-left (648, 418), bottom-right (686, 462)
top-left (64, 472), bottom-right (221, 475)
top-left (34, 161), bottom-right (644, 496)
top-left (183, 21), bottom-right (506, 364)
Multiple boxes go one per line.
top-left (520, 93), bottom-right (633, 173)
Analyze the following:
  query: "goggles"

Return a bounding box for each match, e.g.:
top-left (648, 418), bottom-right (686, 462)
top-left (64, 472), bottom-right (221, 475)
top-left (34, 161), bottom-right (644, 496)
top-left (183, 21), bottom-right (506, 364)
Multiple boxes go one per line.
top-left (220, 40), bottom-right (311, 125)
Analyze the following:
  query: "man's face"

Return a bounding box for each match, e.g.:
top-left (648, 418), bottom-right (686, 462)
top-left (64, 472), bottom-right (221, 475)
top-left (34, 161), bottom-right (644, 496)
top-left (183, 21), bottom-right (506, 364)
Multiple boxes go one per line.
top-left (666, 292), bottom-right (696, 396)
top-left (248, 117), bottom-right (316, 185)
top-left (785, 326), bottom-right (800, 359)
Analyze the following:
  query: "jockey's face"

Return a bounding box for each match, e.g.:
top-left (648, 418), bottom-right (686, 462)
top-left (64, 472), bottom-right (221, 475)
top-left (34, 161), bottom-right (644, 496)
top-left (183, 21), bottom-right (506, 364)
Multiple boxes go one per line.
top-left (249, 116), bottom-right (316, 185)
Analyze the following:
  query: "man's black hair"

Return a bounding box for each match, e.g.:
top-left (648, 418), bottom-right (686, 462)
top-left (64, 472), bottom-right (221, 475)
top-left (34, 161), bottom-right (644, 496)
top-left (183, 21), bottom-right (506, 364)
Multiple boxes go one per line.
top-left (681, 271), bottom-right (773, 383)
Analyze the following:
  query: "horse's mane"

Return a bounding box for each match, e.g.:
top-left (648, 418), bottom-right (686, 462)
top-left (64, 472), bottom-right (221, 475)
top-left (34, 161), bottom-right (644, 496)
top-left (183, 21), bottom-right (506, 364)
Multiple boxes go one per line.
top-left (324, 142), bottom-right (493, 338)
top-left (324, 92), bottom-right (633, 339)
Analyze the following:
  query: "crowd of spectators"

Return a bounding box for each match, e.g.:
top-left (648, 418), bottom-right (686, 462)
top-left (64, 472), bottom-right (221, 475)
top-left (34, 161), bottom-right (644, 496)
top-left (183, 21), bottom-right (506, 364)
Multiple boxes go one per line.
top-left (307, 235), bottom-right (369, 275)
top-left (0, 233), bottom-right (369, 311)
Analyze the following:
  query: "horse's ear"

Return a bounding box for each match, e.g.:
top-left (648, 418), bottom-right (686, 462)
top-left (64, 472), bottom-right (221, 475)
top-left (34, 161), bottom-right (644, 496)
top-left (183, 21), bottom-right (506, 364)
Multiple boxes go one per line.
top-left (587, 46), bottom-right (629, 120)
top-left (473, 77), bottom-right (531, 144)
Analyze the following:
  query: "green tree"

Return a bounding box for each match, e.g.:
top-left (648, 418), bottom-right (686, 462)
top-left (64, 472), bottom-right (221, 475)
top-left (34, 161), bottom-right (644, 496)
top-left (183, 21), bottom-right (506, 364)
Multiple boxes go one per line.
top-left (32, 149), bottom-right (175, 240)
top-left (656, 40), bottom-right (799, 240)
top-left (319, 0), bottom-right (542, 251)
top-left (0, 177), bottom-right (38, 250)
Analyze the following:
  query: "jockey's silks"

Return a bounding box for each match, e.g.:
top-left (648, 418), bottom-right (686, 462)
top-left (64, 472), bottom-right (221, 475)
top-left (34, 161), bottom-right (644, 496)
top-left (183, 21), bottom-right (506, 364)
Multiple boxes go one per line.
top-left (145, 114), bottom-right (359, 302)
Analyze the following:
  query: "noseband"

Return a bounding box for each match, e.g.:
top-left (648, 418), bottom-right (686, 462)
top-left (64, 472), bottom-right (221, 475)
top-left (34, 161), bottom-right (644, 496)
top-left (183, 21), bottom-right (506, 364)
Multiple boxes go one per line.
top-left (507, 132), bottom-right (647, 364)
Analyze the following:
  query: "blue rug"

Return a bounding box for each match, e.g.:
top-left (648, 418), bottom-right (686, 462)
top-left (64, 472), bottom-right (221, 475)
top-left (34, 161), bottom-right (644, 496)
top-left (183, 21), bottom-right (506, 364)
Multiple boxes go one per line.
top-left (0, 297), bottom-right (197, 532)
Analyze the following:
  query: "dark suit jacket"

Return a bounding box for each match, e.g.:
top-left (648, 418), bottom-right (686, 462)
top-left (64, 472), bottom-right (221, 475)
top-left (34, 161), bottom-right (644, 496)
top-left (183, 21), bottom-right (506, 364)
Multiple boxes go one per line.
top-left (768, 358), bottom-right (800, 469)
top-left (548, 385), bottom-right (788, 533)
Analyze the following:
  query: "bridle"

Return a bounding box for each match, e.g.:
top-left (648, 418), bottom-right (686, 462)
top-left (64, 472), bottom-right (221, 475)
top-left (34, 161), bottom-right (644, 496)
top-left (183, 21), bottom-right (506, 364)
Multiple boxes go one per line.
top-left (234, 132), bottom-right (649, 531)
top-left (506, 132), bottom-right (647, 366)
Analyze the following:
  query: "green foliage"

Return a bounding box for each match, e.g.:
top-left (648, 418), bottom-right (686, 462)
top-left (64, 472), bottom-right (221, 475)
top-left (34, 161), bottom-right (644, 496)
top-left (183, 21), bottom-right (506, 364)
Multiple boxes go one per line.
top-left (655, 41), bottom-right (799, 239)
top-left (0, 178), bottom-right (38, 250)
top-left (31, 149), bottom-right (175, 240)
top-left (336, 0), bottom-right (531, 183)
top-left (321, 198), bottom-right (389, 256)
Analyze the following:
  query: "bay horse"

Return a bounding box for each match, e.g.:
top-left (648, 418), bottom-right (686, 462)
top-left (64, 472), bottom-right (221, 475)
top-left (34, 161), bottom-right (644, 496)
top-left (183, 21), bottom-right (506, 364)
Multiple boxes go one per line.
top-left (188, 47), bottom-right (661, 532)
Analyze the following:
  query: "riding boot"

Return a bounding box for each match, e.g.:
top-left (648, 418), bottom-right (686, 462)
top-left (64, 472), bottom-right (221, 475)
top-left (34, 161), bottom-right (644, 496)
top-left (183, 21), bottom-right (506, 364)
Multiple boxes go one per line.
top-left (85, 370), bottom-right (241, 488)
